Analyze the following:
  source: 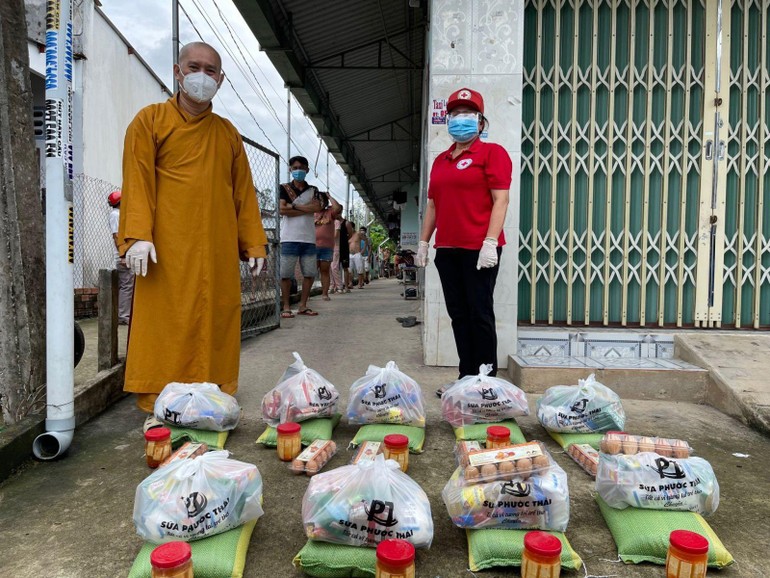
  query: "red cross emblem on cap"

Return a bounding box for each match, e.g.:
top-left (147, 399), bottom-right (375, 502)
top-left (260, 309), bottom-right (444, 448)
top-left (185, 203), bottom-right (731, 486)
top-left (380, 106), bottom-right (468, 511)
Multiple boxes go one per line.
top-left (458, 90), bottom-right (472, 100)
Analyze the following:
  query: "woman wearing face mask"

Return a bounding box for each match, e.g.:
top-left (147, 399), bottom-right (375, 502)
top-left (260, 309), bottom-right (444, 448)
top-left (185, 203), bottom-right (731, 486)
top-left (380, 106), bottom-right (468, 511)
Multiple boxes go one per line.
top-left (414, 88), bottom-right (512, 397)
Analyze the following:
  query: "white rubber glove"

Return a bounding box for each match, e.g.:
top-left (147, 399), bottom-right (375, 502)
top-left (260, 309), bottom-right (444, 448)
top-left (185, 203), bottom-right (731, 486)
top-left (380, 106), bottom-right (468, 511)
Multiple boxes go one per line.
top-left (249, 257), bottom-right (265, 277)
top-left (125, 241), bottom-right (157, 277)
top-left (476, 237), bottom-right (499, 270)
top-left (415, 240), bottom-right (430, 267)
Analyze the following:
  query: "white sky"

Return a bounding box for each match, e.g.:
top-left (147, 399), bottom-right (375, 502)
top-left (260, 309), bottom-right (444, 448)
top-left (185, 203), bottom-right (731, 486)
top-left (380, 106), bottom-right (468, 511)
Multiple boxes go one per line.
top-left (100, 0), bottom-right (354, 205)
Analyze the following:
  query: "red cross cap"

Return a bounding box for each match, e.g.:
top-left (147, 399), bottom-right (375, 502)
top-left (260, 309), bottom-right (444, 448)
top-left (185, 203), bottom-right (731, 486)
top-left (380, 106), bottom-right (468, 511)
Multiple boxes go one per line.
top-left (446, 87), bottom-right (484, 114)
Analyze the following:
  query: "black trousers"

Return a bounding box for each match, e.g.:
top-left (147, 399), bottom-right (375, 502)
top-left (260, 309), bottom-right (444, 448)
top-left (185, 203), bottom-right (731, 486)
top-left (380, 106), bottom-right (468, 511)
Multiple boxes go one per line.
top-left (434, 247), bottom-right (502, 379)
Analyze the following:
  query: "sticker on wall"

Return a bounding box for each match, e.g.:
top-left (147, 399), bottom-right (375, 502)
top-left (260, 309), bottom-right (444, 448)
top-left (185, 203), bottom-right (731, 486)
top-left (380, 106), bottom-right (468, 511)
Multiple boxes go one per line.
top-left (401, 232), bottom-right (418, 246)
top-left (45, 98), bottom-right (63, 159)
top-left (432, 99), bottom-right (447, 125)
top-left (45, 30), bottom-right (58, 90)
top-left (46, 0), bottom-right (60, 31)
top-left (64, 22), bottom-right (73, 82)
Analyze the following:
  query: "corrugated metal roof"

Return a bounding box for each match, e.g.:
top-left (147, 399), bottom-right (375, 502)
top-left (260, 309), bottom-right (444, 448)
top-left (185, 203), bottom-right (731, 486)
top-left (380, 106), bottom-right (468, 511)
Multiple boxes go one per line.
top-left (233, 0), bottom-right (426, 221)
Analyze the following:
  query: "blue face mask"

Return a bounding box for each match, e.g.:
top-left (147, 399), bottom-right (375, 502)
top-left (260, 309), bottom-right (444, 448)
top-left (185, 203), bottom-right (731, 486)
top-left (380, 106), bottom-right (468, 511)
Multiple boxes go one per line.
top-left (447, 116), bottom-right (480, 143)
top-left (291, 169), bottom-right (307, 182)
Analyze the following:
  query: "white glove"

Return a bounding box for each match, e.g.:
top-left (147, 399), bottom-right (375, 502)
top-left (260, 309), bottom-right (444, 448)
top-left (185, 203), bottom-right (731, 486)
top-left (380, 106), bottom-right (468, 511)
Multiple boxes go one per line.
top-left (415, 240), bottom-right (430, 267)
top-left (249, 257), bottom-right (265, 277)
top-left (476, 237), bottom-right (499, 270)
top-left (125, 241), bottom-right (157, 277)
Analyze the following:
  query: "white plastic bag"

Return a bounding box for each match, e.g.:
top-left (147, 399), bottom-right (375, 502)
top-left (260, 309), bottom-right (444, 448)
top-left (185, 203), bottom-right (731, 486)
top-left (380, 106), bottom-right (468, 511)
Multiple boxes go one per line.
top-left (302, 454), bottom-right (433, 548)
top-left (346, 361), bottom-right (425, 427)
top-left (154, 382), bottom-right (241, 431)
top-left (595, 452), bottom-right (719, 515)
top-left (536, 374), bottom-right (625, 433)
top-left (133, 451), bottom-right (264, 543)
top-left (262, 352), bottom-right (339, 427)
top-left (441, 364), bottom-right (529, 427)
top-left (442, 453), bottom-right (570, 531)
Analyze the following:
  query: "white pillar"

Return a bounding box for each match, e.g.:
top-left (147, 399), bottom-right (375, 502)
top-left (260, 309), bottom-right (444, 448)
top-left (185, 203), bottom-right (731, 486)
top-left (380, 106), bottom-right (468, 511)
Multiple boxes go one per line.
top-left (422, 0), bottom-right (524, 370)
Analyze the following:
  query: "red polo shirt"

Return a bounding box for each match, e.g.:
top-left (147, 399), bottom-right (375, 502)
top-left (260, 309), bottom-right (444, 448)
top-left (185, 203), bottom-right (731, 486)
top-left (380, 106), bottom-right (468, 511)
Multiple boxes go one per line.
top-left (428, 138), bottom-right (512, 249)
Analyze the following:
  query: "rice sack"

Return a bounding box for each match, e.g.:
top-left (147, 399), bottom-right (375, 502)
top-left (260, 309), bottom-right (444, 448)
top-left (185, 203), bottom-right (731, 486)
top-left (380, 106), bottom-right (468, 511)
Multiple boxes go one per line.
top-left (442, 453), bottom-right (570, 532)
top-left (154, 382), bottom-right (241, 432)
top-left (595, 452), bottom-right (719, 516)
top-left (346, 361), bottom-right (425, 427)
top-left (262, 352), bottom-right (339, 427)
top-left (133, 451), bottom-right (263, 543)
top-left (302, 454), bottom-right (433, 548)
top-left (442, 364), bottom-right (529, 428)
top-left (536, 374), bottom-right (625, 433)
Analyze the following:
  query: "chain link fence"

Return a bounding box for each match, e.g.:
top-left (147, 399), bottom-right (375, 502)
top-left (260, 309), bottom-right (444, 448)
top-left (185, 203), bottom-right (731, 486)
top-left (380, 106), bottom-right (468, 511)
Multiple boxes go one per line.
top-left (71, 135), bottom-right (281, 338)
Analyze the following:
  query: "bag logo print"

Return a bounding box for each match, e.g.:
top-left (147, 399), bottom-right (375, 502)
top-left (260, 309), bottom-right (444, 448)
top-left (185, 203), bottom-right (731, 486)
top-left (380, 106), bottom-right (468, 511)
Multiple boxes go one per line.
top-left (373, 384), bottom-right (387, 399)
top-left (183, 492), bottom-right (208, 517)
top-left (651, 457), bottom-right (687, 480)
top-left (365, 500), bottom-right (399, 527)
top-left (570, 398), bottom-right (589, 414)
top-left (316, 386), bottom-right (332, 401)
top-left (500, 481), bottom-right (531, 497)
top-left (164, 408), bottom-right (182, 424)
top-left (456, 159), bottom-right (473, 170)
top-left (479, 387), bottom-right (498, 401)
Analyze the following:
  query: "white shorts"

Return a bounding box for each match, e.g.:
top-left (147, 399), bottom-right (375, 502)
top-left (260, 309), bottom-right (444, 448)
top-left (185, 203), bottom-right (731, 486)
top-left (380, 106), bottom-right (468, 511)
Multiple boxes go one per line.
top-left (350, 253), bottom-right (365, 275)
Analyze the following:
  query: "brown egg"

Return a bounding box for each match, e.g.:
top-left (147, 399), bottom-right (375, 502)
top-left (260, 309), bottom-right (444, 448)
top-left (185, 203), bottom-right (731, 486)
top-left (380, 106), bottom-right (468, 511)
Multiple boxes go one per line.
top-left (464, 465), bottom-right (480, 481)
top-left (672, 440), bottom-right (690, 458)
top-left (499, 460), bottom-right (516, 479)
top-left (480, 464), bottom-right (498, 479)
top-left (516, 458), bottom-right (533, 479)
top-left (291, 459), bottom-right (305, 474)
top-left (604, 439), bottom-right (622, 455)
top-left (622, 439), bottom-right (638, 455)
top-left (328, 441), bottom-right (337, 453)
top-left (599, 440), bottom-right (609, 453)
top-left (305, 459), bottom-right (319, 474)
top-left (655, 440), bottom-right (673, 457)
top-left (638, 437), bottom-right (655, 453)
top-left (532, 454), bottom-right (549, 470)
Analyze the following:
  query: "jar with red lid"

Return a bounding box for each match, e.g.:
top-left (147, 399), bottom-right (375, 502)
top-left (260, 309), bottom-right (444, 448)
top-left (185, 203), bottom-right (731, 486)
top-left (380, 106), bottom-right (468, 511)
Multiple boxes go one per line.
top-left (666, 530), bottom-right (709, 578)
top-left (486, 426), bottom-right (511, 449)
top-left (276, 422), bottom-right (302, 461)
top-left (150, 541), bottom-right (193, 578)
top-left (376, 538), bottom-right (415, 578)
top-left (144, 427), bottom-right (172, 469)
top-left (383, 434), bottom-right (409, 472)
top-left (521, 531), bottom-right (561, 578)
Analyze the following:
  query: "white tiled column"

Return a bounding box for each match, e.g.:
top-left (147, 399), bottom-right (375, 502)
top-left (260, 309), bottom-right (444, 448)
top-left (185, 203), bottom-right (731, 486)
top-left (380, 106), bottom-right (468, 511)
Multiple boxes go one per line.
top-left (422, 0), bottom-right (524, 369)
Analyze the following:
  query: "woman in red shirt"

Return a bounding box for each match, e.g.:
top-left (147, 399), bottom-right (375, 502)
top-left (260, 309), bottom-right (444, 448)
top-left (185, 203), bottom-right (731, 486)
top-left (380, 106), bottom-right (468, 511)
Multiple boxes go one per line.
top-left (415, 88), bottom-right (512, 396)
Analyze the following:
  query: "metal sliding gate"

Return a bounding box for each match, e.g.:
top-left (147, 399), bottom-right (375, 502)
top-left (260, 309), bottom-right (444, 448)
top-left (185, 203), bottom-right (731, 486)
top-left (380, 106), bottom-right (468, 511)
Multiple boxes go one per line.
top-left (518, 0), bottom-right (770, 328)
top-left (240, 136), bottom-right (281, 338)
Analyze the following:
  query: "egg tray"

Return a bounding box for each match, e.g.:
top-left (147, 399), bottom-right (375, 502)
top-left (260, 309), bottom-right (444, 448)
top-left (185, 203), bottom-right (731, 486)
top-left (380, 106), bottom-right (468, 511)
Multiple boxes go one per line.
top-left (290, 439), bottom-right (338, 476)
top-left (455, 440), bottom-right (484, 468)
top-left (460, 441), bottom-right (551, 485)
top-left (599, 432), bottom-right (692, 458)
top-left (567, 443), bottom-right (598, 477)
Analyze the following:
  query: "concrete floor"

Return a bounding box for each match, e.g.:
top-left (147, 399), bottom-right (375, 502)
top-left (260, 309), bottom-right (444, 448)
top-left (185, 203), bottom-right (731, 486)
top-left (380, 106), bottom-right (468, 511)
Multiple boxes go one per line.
top-left (1, 279), bottom-right (768, 577)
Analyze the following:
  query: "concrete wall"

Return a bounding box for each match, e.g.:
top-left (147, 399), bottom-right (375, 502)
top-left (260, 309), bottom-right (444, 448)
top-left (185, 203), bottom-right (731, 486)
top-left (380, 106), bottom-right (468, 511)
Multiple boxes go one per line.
top-left (422, 0), bottom-right (524, 369)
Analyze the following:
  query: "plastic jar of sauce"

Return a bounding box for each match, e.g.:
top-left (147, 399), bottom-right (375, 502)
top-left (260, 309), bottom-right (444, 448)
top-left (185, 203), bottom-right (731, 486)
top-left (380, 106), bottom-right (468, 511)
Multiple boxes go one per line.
top-left (150, 541), bottom-right (193, 578)
top-left (521, 531), bottom-right (561, 578)
top-left (666, 530), bottom-right (708, 578)
top-left (276, 422), bottom-right (302, 461)
top-left (383, 434), bottom-right (410, 472)
top-left (376, 538), bottom-right (415, 578)
top-left (486, 425), bottom-right (511, 449)
top-left (144, 427), bottom-right (172, 469)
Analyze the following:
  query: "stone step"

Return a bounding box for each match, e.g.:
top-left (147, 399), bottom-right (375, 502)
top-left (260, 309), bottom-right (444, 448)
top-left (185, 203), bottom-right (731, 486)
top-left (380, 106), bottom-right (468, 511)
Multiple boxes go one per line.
top-left (507, 354), bottom-right (710, 403)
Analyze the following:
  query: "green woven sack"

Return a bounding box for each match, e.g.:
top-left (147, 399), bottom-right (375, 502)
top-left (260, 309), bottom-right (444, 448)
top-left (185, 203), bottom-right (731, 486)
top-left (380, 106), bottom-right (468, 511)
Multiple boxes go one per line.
top-left (128, 521), bottom-right (256, 578)
top-left (293, 540), bottom-right (376, 577)
top-left (453, 420), bottom-right (526, 444)
top-left (256, 414), bottom-right (341, 447)
top-left (467, 529), bottom-right (582, 572)
top-left (596, 496), bottom-right (734, 567)
top-left (350, 424), bottom-right (425, 453)
top-left (547, 430), bottom-right (604, 450)
top-left (167, 426), bottom-right (229, 450)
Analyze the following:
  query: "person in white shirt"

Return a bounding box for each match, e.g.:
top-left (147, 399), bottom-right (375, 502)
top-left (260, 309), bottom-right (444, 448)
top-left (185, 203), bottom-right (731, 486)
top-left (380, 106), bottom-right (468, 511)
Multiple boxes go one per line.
top-left (108, 191), bottom-right (134, 324)
top-left (278, 156), bottom-right (323, 317)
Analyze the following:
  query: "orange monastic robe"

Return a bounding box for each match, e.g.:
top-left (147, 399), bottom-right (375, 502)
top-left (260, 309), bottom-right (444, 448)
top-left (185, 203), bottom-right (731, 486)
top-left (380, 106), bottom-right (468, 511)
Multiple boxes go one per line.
top-left (118, 94), bottom-right (267, 411)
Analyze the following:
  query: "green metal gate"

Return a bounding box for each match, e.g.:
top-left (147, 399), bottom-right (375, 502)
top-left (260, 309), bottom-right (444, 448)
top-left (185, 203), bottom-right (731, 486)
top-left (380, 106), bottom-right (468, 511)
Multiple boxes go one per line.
top-left (518, 0), bottom-right (770, 328)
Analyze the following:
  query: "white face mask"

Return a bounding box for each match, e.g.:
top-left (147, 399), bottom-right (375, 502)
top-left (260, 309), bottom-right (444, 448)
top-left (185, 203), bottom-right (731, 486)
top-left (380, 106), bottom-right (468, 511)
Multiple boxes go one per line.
top-left (180, 71), bottom-right (219, 103)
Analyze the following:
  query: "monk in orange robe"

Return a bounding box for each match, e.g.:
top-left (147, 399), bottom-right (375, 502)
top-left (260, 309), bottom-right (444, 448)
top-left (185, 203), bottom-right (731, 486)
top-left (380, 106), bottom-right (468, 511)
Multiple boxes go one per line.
top-left (118, 42), bottom-right (267, 412)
